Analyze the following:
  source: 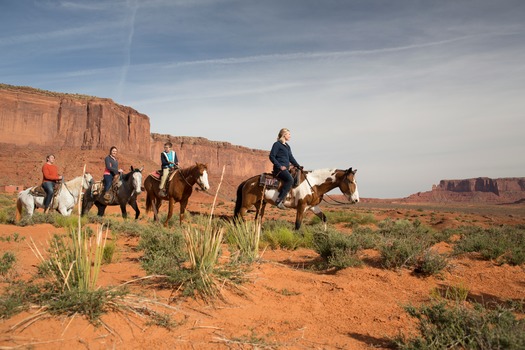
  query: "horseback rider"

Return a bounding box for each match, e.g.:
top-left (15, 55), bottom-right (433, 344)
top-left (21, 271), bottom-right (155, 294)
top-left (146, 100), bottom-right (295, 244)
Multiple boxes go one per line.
top-left (159, 141), bottom-right (179, 197)
top-left (269, 128), bottom-right (302, 210)
top-left (103, 146), bottom-right (123, 201)
top-left (42, 154), bottom-right (63, 213)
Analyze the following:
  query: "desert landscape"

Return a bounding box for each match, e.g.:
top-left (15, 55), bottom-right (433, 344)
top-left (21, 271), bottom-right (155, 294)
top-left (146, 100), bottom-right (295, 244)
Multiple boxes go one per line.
top-left (1, 192), bottom-right (525, 349)
top-left (1, 85), bottom-right (525, 349)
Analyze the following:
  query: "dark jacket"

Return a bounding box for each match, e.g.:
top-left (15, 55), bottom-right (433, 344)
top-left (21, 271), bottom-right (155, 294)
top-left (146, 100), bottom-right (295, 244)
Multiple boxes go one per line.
top-left (104, 155), bottom-right (119, 176)
top-left (269, 141), bottom-right (300, 173)
top-left (161, 150), bottom-right (179, 169)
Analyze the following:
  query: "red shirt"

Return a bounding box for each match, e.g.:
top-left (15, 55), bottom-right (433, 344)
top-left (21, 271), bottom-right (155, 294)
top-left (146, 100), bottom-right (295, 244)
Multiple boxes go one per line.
top-left (42, 163), bottom-right (60, 182)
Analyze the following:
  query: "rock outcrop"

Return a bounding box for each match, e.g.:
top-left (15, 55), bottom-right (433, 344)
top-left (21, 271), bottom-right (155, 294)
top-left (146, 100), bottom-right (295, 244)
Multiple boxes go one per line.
top-left (0, 84), bottom-right (150, 158)
top-left (405, 177), bottom-right (525, 204)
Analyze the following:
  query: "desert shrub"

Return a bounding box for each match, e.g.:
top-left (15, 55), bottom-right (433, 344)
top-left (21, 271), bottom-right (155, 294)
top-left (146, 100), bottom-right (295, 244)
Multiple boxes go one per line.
top-left (224, 219), bottom-right (261, 263)
top-left (430, 283), bottom-right (470, 303)
top-left (376, 219), bottom-right (443, 270)
top-left (413, 249), bottom-right (448, 276)
top-left (453, 225), bottom-right (525, 265)
top-left (262, 226), bottom-right (301, 250)
top-left (394, 302), bottom-right (525, 349)
top-left (259, 219), bottom-right (313, 249)
top-left (102, 239), bottom-right (117, 264)
top-left (309, 210), bottom-right (377, 227)
top-left (312, 226), bottom-right (363, 269)
top-left (0, 281), bottom-right (34, 319)
top-left (0, 194), bottom-right (15, 224)
top-left (349, 226), bottom-right (380, 249)
top-left (108, 219), bottom-right (144, 237)
top-left (53, 214), bottom-right (88, 229)
top-left (0, 252), bottom-right (16, 277)
top-left (138, 226), bottom-right (187, 279)
top-left (17, 211), bottom-right (55, 226)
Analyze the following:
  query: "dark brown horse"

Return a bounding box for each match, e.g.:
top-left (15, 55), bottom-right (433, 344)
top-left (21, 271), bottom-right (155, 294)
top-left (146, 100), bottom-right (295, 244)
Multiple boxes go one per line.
top-left (234, 167), bottom-right (359, 230)
top-left (144, 163), bottom-right (210, 227)
top-left (82, 166), bottom-right (143, 219)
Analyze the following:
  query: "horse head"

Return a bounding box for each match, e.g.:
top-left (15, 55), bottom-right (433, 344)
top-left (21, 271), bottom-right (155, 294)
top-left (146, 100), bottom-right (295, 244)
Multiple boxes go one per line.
top-left (194, 162), bottom-right (210, 191)
top-left (130, 166), bottom-right (144, 194)
top-left (339, 167), bottom-right (359, 204)
top-left (83, 173), bottom-right (94, 190)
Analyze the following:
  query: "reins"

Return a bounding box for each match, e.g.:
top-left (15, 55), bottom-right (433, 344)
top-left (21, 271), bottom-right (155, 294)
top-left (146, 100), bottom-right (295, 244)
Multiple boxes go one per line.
top-left (177, 168), bottom-right (194, 188)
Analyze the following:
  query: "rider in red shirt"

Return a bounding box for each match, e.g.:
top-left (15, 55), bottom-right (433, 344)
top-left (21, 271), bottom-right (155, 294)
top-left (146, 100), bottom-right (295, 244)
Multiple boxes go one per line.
top-left (42, 154), bottom-right (63, 212)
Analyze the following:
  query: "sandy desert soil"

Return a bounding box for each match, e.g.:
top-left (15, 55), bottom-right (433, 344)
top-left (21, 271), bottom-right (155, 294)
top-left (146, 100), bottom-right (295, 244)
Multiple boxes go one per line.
top-left (1, 191), bottom-right (524, 350)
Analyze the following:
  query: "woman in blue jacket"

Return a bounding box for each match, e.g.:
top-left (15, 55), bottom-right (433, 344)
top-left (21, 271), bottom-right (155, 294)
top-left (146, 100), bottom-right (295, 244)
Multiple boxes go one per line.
top-left (269, 128), bottom-right (302, 209)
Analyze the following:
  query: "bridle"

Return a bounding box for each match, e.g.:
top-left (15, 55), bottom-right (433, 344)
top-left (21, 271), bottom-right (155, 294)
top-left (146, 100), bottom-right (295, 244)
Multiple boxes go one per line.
top-left (319, 169), bottom-right (357, 205)
top-left (178, 166), bottom-right (207, 190)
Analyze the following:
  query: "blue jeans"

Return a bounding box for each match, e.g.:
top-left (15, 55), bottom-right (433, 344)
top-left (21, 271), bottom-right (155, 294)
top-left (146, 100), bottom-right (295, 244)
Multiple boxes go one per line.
top-left (42, 181), bottom-right (54, 208)
top-left (274, 169), bottom-right (293, 203)
top-left (104, 175), bottom-right (114, 192)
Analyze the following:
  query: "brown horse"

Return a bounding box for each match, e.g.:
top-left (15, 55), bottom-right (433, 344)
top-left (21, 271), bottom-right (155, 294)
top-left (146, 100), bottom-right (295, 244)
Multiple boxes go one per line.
top-left (144, 163), bottom-right (210, 227)
top-left (234, 167), bottom-right (359, 230)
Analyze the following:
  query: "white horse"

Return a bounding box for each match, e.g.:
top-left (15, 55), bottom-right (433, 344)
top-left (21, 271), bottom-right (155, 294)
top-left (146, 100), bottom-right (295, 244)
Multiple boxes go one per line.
top-left (15, 173), bottom-right (93, 221)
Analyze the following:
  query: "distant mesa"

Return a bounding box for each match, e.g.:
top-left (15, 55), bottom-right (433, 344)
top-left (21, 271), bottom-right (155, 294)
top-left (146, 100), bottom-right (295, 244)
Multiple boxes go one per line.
top-left (402, 177), bottom-right (525, 204)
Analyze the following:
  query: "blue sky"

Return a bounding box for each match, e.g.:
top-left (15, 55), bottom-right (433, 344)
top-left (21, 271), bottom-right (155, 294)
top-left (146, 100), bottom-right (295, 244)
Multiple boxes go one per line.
top-left (2, 0), bottom-right (524, 198)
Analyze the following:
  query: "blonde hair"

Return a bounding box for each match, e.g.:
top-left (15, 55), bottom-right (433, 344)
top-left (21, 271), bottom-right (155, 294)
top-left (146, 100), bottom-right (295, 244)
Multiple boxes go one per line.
top-left (277, 128), bottom-right (290, 142)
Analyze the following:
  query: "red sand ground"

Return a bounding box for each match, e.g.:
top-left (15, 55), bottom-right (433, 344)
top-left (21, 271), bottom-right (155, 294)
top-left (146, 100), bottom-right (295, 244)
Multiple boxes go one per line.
top-left (1, 192), bottom-right (524, 349)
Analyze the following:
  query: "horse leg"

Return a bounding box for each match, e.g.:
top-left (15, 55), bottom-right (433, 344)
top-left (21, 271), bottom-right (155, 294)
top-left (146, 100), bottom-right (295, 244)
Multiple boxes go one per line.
top-left (129, 199), bottom-right (140, 220)
top-left (81, 191), bottom-right (95, 216)
top-left (164, 197), bottom-right (175, 227)
top-left (258, 202), bottom-right (267, 225)
top-left (310, 206), bottom-right (327, 231)
top-left (120, 204), bottom-right (128, 219)
top-left (294, 203), bottom-right (308, 230)
top-left (154, 198), bottom-right (161, 222)
top-left (95, 202), bottom-right (106, 217)
top-left (179, 198), bottom-right (189, 225)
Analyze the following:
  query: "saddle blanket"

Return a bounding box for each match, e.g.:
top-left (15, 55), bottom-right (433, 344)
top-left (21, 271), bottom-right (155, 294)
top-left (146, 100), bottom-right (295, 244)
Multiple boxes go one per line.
top-left (259, 174), bottom-right (280, 189)
top-left (150, 171), bottom-right (162, 180)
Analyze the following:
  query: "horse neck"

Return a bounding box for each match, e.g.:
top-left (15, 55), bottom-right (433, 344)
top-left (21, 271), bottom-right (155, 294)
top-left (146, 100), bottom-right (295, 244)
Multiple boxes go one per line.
top-left (308, 169), bottom-right (341, 196)
top-left (180, 167), bottom-right (198, 185)
top-left (62, 178), bottom-right (82, 199)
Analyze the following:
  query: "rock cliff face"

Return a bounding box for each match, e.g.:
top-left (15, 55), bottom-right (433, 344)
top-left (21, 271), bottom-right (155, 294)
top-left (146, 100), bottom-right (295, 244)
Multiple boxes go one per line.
top-left (0, 84), bottom-right (271, 198)
top-left (405, 177), bottom-right (525, 204)
top-left (0, 85), bottom-right (150, 158)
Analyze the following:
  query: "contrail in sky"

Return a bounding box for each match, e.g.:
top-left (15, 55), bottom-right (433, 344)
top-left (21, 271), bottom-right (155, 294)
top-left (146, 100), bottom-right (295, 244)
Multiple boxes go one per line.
top-left (118, 0), bottom-right (139, 100)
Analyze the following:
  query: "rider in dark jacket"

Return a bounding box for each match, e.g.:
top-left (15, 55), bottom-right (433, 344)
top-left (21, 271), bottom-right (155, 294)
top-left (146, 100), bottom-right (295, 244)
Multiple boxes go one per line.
top-left (269, 128), bottom-right (301, 209)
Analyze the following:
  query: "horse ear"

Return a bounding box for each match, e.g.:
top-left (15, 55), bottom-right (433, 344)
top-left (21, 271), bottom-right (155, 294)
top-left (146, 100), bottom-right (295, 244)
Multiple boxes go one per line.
top-left (139, 166), bottom-right (144, 172)
top-left (131, 166), bottom-right (134, 171)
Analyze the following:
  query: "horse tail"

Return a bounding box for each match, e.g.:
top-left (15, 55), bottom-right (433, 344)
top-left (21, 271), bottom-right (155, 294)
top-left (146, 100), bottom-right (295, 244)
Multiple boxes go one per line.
top-left (145, 177), bottom-right (153, 213)
top-left (234, 180), bottom-right (248, 219)
top-left (145, 193), bottom-right (153, 213)
top-left (15, 193), bottom-right (23, 222)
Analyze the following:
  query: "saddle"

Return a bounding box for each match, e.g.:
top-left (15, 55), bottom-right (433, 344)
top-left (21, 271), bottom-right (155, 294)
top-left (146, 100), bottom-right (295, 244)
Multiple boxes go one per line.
top-left (259, 168), bottom-right (303, 189)
top-left (30, 183), bottom-right (60, 197)
top-left (93, 175), bottom-right (121, 203)
top-left (150, 168), bottom-right (178, 182)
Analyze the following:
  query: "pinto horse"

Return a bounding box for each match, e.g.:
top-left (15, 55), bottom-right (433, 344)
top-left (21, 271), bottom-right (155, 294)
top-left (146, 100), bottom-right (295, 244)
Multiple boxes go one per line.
top-left (234, 167), bottom-right (359, 230)
top-left (15, 173), bottom-right (94, 221)
top-left (144, 163), bottom-right (210, 227)
top-left (82, 166), bottom-right (143, 219)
